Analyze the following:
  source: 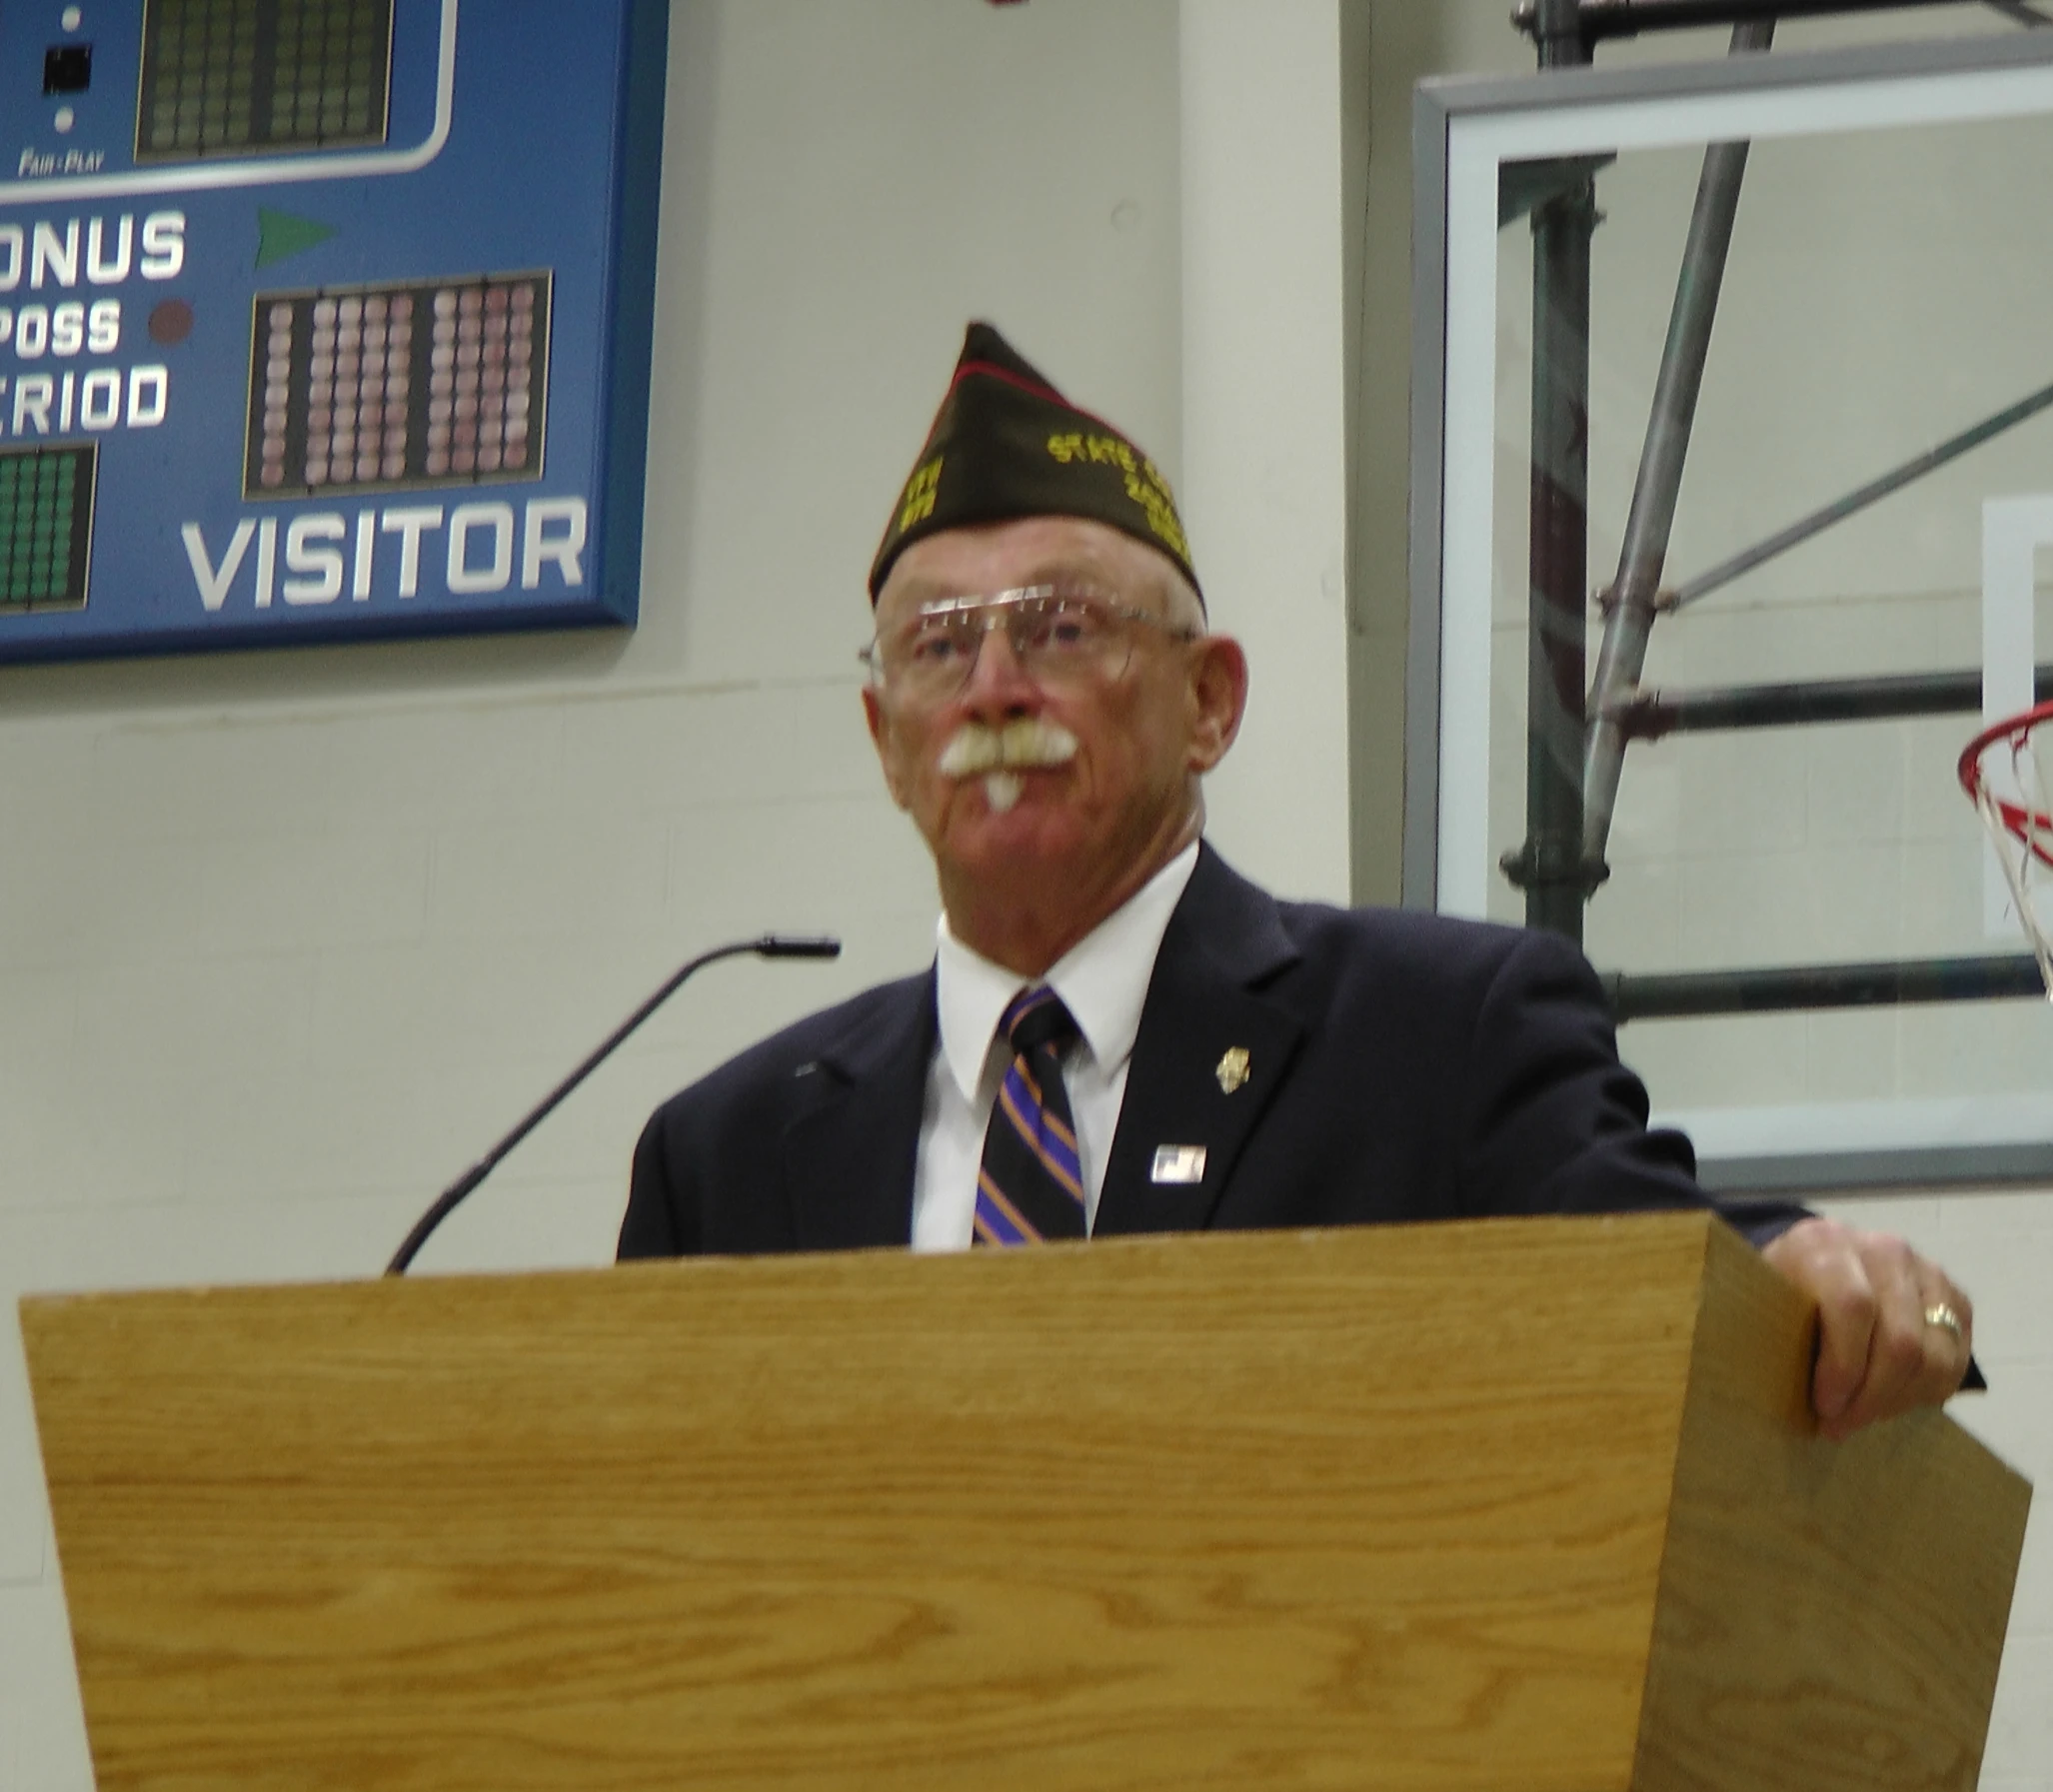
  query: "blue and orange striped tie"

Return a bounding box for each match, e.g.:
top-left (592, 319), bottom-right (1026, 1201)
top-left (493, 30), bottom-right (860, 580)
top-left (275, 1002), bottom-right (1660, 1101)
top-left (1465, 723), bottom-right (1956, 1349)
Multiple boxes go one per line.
top-left (974, 986), bottom-right (1086, 1244)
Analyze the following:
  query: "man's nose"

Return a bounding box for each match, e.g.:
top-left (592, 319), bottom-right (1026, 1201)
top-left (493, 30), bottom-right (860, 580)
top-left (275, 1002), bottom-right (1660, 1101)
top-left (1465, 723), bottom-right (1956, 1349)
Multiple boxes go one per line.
top-left (960, 620), bottom-right (1037, 711)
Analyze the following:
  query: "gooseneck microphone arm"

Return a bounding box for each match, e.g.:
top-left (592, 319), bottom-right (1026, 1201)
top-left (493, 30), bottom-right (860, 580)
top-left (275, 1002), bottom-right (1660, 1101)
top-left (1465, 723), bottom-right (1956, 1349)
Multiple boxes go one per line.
top-left (385, 933), bottom-right (842, 1275)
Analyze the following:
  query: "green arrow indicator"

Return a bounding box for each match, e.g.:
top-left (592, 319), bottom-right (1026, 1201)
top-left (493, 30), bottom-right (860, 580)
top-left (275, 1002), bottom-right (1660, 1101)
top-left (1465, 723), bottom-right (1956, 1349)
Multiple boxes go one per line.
top-left (255, 208), bottom-right (338, 270)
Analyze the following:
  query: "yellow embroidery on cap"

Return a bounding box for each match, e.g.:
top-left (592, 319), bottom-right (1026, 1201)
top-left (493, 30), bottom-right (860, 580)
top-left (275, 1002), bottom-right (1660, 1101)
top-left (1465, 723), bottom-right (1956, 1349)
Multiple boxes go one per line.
top-left (898, 456), bottom-right (943, 532)
top-left (1045, 435), bottom-right (1190, 564)
top-left (1126, 462), bottom-right (1190, 563)
top-left (1046, 431), bottom-right (1138, 474)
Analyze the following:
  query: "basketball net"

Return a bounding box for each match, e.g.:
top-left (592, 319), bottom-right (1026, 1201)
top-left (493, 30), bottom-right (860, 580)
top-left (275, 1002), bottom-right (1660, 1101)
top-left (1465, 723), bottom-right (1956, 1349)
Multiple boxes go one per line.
top-left (1960, 698), bottom-right (2053, 998)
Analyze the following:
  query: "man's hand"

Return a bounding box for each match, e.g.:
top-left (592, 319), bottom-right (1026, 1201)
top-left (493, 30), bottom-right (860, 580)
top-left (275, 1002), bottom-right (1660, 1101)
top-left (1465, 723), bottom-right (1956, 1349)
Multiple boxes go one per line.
top-left (1761, 1216), bottom-right (1973, 1440)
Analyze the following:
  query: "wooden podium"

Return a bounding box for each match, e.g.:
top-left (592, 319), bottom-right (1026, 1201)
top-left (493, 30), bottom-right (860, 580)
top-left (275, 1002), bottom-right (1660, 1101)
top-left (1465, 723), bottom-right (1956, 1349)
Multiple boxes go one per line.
top-left (19, 1212), bottom-right (2031, 1792)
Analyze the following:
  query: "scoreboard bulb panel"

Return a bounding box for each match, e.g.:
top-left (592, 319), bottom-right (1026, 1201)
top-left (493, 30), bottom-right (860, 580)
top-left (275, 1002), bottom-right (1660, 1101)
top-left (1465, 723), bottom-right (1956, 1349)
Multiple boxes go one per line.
top-left (0, 446), bottom-right (96, 614)
top-left (137, 0), bottom-right (395, 164)
top-left (243, 273), bottom-right (552, 502)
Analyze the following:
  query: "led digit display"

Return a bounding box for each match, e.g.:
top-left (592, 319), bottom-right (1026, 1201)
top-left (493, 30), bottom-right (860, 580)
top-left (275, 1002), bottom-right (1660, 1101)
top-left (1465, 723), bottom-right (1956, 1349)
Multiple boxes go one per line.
top-left (244, 273), bottom-right (549, 500)
top-left (137, 0), bottom-right (395, 164)
top-left (0, 446), bottom-right (95, 613)
top-left (0, 0), bottom-right (667, 661)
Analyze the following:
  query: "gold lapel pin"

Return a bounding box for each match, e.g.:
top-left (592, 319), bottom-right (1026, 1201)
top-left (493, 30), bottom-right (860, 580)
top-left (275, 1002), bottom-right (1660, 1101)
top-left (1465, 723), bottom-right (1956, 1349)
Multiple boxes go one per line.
top-left (1215, 1046), bottom-right (1250, 1094)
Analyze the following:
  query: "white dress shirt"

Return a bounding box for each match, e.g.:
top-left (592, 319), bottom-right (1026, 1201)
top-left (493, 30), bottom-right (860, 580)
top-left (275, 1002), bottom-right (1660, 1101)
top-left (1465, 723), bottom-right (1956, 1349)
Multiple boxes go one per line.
top-left (909, 843), bottom-right (1201, 1250)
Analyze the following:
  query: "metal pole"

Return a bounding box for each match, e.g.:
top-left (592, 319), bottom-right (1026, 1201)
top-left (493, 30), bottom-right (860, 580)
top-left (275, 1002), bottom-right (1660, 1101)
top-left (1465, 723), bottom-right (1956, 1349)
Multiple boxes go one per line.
top-left (1581, 19), bottom-right (1772, 878)
top-left (1670, 376), bottom-right (2053, 610)
top-left (1514, 0), bottom-right (2006, 42)
top-left (1611, 664), bottom-right (2053, 739)
top-left (1504, 0), bottom-right (1597, 940)
top-left (1607, 952), bottom-right (2048, 1021)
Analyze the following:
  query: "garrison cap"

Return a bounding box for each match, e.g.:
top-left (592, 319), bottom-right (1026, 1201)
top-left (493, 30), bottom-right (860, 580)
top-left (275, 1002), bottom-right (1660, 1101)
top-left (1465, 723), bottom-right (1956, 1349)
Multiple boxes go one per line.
top-left (868, 322), bottom-right (1200, 605)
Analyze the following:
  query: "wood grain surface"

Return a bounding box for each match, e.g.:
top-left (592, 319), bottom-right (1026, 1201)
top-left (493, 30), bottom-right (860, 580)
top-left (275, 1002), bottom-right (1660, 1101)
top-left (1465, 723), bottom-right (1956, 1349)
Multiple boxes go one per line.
top-left (1638, 1221), bottom-right (2031, 1792)
top-left (16, 1213), bottom-right (2027, 1792)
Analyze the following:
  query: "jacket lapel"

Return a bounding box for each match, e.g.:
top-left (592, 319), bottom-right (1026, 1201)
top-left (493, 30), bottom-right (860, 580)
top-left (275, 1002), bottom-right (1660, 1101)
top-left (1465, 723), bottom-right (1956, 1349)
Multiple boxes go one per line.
top-left (1094, 849), bottom-right (1304, 1236)
top-left (782, 972), bottom-right (935, 1250)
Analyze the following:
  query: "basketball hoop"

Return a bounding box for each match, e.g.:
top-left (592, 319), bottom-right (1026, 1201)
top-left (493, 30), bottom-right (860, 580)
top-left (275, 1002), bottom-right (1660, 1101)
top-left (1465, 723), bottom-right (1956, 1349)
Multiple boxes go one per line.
top-left (1959, 698), bottom-right (2053, 997)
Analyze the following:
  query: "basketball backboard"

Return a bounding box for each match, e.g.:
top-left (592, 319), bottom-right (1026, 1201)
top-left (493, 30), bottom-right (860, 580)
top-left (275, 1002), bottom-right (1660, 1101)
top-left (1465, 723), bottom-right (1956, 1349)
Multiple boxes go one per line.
top-left (1413, 33), bottom-right (2053, 1189)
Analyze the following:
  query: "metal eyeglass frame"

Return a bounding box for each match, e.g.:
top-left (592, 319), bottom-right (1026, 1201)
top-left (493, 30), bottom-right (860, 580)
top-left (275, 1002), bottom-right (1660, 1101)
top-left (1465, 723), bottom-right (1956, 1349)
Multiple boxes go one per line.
top-left (859, 584), bottom-right (1199, 697)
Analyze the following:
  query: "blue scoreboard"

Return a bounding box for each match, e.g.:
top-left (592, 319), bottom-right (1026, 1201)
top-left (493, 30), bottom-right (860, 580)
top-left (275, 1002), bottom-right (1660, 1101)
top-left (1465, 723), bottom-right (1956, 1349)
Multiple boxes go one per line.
top-left (0, 0), bottom-right (666, 661)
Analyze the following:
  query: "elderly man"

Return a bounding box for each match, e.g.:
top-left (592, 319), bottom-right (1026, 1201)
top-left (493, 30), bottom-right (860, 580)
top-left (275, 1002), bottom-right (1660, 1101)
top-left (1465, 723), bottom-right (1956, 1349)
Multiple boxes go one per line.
top-left (621, 322), bottom-right (1973, 1440)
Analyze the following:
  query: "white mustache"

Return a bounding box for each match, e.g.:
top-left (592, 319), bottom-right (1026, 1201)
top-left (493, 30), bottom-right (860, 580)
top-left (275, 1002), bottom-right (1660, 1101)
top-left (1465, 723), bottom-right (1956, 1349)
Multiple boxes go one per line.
top-left (937, 717), bottom-right (1079, 779)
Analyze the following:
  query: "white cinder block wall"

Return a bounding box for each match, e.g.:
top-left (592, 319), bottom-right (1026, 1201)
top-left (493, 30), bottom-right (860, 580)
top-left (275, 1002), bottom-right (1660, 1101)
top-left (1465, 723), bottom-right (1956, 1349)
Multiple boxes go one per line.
top-left (1, 3), bottom-right (2044, 1788)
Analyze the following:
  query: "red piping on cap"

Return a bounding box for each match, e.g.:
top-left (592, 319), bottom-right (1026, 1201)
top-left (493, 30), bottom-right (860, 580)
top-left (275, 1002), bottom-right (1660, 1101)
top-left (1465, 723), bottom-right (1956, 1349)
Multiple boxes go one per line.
top-left (948, 359), bottom-right (1130, 447)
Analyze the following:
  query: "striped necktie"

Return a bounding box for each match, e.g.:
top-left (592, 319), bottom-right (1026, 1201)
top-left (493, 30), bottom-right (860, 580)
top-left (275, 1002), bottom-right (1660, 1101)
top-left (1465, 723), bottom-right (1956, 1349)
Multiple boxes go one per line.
top-left (974, 986), bottom-right (1086, 1245)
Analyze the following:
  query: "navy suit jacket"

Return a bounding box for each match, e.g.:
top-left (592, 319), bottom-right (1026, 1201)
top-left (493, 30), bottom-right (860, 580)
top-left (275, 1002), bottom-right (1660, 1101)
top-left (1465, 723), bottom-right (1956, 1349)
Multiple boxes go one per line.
top-left (619, 847), bottom-right (1805, 1256)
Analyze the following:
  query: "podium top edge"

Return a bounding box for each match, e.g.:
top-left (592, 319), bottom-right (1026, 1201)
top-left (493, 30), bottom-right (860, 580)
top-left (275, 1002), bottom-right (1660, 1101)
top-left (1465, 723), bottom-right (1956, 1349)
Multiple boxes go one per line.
top-left (16, 1208), bottom-right (1727, 1318)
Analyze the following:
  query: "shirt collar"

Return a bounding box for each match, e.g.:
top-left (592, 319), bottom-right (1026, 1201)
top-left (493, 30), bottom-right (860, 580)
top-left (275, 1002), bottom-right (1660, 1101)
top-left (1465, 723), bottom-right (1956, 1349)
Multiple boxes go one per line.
top-left (934, 841), bottom-right (1201, 1103)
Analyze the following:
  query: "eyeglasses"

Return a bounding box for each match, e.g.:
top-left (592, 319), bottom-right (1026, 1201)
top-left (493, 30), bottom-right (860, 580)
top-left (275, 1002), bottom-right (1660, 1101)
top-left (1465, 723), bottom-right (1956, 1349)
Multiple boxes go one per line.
top-left (860, 584), bottom-right (1198, 702)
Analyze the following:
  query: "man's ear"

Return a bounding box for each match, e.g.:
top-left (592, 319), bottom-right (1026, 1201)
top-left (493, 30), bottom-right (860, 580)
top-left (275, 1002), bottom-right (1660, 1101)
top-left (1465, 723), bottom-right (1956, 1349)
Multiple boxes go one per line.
top-left (863, 686), bottom-right (914, 811)
top-left (1184, 635), bottom-right (1248, 774)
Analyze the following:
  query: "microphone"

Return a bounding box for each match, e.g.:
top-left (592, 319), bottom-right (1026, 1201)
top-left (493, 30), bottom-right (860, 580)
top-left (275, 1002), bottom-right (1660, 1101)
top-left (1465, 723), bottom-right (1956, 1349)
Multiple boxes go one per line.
top-left (385, 933), bottom-right (842, 1275)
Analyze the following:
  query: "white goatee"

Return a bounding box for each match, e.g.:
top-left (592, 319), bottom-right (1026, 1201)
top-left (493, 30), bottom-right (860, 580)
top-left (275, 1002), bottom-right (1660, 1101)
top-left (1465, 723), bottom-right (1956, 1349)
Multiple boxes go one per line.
top-left (983, 771), bottom-right (1024, 813)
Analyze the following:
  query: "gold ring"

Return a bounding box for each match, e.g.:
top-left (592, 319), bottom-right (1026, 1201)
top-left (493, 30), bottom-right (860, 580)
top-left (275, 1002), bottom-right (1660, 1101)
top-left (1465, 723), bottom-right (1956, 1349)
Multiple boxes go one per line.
top-left (1923, 1302), bottom-right (1965, 1341)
